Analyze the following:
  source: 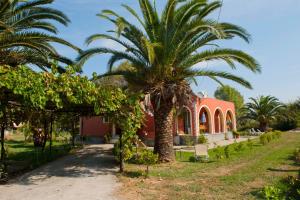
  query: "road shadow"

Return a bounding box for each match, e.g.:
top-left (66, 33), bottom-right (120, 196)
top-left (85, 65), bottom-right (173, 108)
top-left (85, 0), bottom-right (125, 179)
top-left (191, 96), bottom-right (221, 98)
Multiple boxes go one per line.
top-left (7, 145), bottom-right (118, 186)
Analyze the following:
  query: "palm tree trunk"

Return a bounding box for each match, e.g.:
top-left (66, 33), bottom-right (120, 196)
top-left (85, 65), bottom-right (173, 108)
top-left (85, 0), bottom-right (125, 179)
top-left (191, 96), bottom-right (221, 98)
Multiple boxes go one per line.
top-left (259, 122), bottom-right (268, 132)
top-left (153, 99), bottom-right (175, 162)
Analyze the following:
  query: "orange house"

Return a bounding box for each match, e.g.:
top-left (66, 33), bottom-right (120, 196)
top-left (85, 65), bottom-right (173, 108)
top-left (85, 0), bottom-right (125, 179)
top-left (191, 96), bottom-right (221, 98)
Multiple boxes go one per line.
top-left (80, 93), bottom-right (236, 144)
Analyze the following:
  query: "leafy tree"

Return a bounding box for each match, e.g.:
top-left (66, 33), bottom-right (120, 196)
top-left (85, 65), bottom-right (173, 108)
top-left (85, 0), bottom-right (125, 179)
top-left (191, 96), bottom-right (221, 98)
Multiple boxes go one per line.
top-left (214, 85), bottom-right (244, 111)
top-left (0, 0), bottom-right (79, 70)
top-left (77, 0), bottom-right (260, 162)
top-left (243, 96), bottom-right (284, 131)
top-left (273, 99), bottom-right (300, 131)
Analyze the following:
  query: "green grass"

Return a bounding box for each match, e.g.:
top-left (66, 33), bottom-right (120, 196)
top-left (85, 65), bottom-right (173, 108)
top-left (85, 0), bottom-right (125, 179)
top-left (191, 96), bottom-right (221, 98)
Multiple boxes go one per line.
top-left (120, 132), bottom-right (300, 200)
top-left (2, 134), bottom-right (77, 177)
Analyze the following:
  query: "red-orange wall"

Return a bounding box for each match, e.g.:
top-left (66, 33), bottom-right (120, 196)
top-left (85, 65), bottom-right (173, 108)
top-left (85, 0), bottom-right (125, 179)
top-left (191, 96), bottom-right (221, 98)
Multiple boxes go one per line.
top-left (80, 96), bottom-right (236, 139)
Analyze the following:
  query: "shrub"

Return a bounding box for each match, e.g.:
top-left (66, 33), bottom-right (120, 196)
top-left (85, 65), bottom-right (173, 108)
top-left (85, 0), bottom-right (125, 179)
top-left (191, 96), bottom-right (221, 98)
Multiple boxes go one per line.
top-left (103, 133), bottom-right (111, 144)
top-left (266, 134), bottom-right (273, 143)
top-left (260, 134), bottom-right (268, 145)
top-left (235, 142), bottom-right (245, 152)
top-left (272, 131), bottom-right (282, 139)
top-left (182, 135), bottom-right (195, 146)
top-left (233, 130), bottom-right (240, 139)
top-left (133, 149), bottom-right (158, 165)
top-left (113, 142), bottom-right (134, 162)
top-left (224, 146), bottom-right (231, 158)
top-left (262, 186), bottom-right (282, 200)
top-left (247, 139), bottom-right (254, 149)
top-left (198, 134), bottom-right (208, 144)
top-left (213, 146), bottom-right (224, 160)
top-left (293, 148), bottom-right (300, 165)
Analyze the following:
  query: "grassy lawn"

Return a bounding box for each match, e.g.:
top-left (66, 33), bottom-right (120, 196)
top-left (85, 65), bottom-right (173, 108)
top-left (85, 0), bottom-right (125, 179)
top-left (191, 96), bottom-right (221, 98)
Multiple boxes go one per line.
top-left (2, 133), bottom-right (77, 177)
top-left (118, 132), bottom-right (300, 200)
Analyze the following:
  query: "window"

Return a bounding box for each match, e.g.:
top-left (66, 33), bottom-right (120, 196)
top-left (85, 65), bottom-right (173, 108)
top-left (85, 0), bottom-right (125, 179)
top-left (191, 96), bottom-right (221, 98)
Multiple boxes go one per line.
top-left (102, 116), bottom-right (109, 124)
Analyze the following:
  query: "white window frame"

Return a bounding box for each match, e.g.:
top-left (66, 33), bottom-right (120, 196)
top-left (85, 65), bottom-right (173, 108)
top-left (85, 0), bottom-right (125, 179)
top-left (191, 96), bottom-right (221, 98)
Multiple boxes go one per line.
top-left (102, 116), bottom-right (110, 124)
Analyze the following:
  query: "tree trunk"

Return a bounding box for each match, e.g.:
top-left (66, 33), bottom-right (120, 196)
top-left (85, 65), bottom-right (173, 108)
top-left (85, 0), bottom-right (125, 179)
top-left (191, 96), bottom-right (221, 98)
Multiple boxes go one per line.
top-left (153, 99), bottom-right (175, 162)
top-left (49, 115), bottom-right (53, 154)
top-left (119, 131), bottom-right (124, 173)
top-left (0, 125), bottom-right (5, 161)
top-left (259, 122), bottom-right (268, 132)
top-left (42, 117), bottom-right (48, 152)
top-left (0, 104), bottom-right (7, 161)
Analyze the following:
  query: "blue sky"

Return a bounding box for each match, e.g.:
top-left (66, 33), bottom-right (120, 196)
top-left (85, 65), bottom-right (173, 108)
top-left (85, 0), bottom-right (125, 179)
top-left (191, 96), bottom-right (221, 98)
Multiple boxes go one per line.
top-left (52, 0), bottom-right (300, 103)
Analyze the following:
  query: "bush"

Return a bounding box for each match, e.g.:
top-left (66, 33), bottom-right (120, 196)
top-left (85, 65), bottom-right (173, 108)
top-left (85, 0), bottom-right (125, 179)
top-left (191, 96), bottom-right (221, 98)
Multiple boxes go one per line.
top-left (224, 146), bottom-right (231, 158)
top-left (233, 130), bottom-right (240, 139)
top-left (260, 134), bottom-right (268, 145)
top-left (103, 133), bottom-right (111, 144)
top-left (213, 146), bottom-right (224, 160)
top-left (132, 149), bottom-right (158, 165)
top-left (247, 139), bottom-right (254, 149)
top-left (262, 186), bottom-right (282, 200)
top-left (234, 142), bottom-right (245, 152)
top-left (182, 135), bottom-right (195, 146)
top-left (293, 148), bottom-right (300, 165)
top-left (113, 142), bottom-right (134, 162)
top-left (273, 118), bottom-right (297, 131)
top-left (198, 134), bottom-right (208, 144)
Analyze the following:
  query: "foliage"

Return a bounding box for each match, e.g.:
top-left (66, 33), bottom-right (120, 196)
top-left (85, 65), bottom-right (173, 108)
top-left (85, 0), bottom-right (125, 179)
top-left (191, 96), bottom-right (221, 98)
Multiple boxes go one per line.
top-left (198, 134), bottom-right (208, 144)
top-left (260, 131), bottom-right (282, 145)
top-left (213, 146), bottom-right (224, 160)
top-left (242, 96), bottom-right (284, 131)
top-left (232, 130), bottom-right (240, 138)
top-left (273, 99), bottom-right (300, 131)
top-left (78, 0), bottom-right (260, 161)
top-left (224, 145), bottom-right (232, 158)
top-left (293, 148), bottom-right (300, 165)
top-left (214, 85), bottom-right (244, 111)
top-left (103, 133), bottom-right (111, 144)
top-left (0, 0), bottom-right (79, 69)
top-left (262, 186), bottom-right (282, 200)
top-left (132, 149), bottom-right (158, 165)
top-left (182, 135), bottom-right (195, 146)
top-left (247, 138), bottom-right (254, 149)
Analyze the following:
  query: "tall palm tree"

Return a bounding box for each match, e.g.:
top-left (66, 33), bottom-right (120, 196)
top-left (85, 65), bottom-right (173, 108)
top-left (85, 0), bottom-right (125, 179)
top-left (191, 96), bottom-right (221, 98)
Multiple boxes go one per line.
top-left (0, 0), bottom-right (79, 70)
top-left (243, 96), bottom-right (284, 131)
top-left (78, 0), bottom-right (260, 162)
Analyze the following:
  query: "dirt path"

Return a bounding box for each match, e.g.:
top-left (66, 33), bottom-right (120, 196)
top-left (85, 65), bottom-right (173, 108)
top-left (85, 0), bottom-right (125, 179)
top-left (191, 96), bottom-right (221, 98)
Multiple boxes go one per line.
top-left (0, 144), bottom-right (121, 200)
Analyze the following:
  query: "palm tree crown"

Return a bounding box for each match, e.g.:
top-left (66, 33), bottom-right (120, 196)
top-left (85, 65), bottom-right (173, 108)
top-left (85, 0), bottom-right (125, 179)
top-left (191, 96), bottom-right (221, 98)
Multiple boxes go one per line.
top-left (243, 95), bottom-right (284, 131)
top-left (0, 0), bottom-right (79, 70)
top-left (78, 0), bottom-right (260, 162)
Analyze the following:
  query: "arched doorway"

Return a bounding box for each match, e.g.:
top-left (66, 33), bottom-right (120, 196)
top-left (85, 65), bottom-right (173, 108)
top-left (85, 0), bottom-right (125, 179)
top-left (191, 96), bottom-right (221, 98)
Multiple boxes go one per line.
top-left (226, 110), bottom-right (235, 132)
top-left (214, 109), bottom-right (224, 133)
top-left (199, 107), bottom-right (212, 134)
top-left (177, 107), bottom-right (192, 135)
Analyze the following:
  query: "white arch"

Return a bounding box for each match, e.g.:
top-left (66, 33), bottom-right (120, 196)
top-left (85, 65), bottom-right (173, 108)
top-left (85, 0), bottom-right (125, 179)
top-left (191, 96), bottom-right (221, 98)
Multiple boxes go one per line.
top-left (198, 105), bottom-right (214, 134)
top-left (213, 107), bottom-right (225, 134)
top-left (225, 109), bottom-right (237, 132)
top-left (176, 106), bottom-right (193, 135)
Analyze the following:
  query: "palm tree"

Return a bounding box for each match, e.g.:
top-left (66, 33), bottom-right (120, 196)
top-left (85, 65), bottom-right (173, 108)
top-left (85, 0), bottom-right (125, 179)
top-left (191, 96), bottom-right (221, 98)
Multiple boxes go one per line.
top-left (78, 0), bottom-right (260, 162)
top-left (0, 0), bottom-right (79, 70)
top-left (243, 96), bottom-right (284, 131)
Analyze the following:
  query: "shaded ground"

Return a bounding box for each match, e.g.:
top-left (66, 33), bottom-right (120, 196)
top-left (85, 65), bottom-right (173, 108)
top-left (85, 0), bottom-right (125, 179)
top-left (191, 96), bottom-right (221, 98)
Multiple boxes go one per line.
top-left (119, 132), bottom-right (300, 200)
top-left (0, 144), bottom-right (121, 200)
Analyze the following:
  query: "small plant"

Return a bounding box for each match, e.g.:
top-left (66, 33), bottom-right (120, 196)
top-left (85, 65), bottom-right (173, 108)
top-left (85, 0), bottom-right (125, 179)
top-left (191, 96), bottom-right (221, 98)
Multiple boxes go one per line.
top-left (260, 134), bottom-right (268, 145)
top-left (103, 133), bottom-right (111, 144)
top-left (293, 148), bottom-right (300, 165)
top-left (262, 186), bottom-right (282, 200)
top-left (198, 134), bottom-right (208, 144)
top-left (233, 131), bottom-right (240, 139)
top-left (224, 132), bottom-right (229, 140)
top-left (247, 139), bottom-right (253, 149)
top-left (213, 146), bottom-right (224, 160)
top-left (224, 146), bottom-right (231, 158)
top-left (233, 142), bottom-right (245, 152)
top-left (133, 149), bottom-right (158, 177)
top-left (183, 136), bottom-right (195, 146)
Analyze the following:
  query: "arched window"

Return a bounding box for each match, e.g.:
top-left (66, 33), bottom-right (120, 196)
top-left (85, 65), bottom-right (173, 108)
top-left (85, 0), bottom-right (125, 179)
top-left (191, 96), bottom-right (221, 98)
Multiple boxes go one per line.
top-left (214, 109), bottom-right (224, 133)
top-left (199, 107), bottom-right (212, 134)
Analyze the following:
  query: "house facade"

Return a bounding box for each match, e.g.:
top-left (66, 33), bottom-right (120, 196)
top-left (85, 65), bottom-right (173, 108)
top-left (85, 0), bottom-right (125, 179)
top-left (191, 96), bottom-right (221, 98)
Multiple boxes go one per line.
top-left (80, 93), bottom-right (236, 144)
